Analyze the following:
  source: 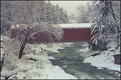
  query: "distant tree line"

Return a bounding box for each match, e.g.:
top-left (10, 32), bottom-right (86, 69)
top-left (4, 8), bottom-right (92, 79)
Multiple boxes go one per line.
top-left (76, 1), bottom-right (120, 24)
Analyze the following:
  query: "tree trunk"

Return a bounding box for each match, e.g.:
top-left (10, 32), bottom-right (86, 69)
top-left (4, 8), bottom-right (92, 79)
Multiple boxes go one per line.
top-left (18, 37), bottom-right (28, 59)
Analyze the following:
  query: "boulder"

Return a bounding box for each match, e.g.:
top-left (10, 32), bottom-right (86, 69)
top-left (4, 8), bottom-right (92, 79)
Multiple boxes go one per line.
top-left (113, 54), bottom-right (120, 65)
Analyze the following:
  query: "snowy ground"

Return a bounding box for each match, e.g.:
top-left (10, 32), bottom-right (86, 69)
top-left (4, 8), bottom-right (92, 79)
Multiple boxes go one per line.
top-left (1, 35), bottom-right (120, 79)
top-left (81, 42), bottom-right (120, 72)
top-left (1, 36), bottom-right (77, 79)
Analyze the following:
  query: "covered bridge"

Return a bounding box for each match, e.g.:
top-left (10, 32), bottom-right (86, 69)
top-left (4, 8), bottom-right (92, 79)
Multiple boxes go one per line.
top-left (59, 23), bottom-right (92, 42)
top-left (11, 23), bottom-right (92, 43)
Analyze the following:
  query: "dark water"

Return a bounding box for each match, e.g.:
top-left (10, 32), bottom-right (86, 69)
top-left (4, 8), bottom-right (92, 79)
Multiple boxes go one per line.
top-left (48, 42), bottom-right (120, 79)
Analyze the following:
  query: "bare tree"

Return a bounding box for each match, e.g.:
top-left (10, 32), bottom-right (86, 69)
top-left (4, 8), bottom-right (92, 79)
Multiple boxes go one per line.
top-left (76, 2), bottom-right (95, 23)
top-left (1, 1), bottom-right (14, 35)
top-left (1, 1), bottom-right (68, 35)
top-left (9, 1), bottom-right (63, 59)
top-left (76, 5), bottom-right (89, 23)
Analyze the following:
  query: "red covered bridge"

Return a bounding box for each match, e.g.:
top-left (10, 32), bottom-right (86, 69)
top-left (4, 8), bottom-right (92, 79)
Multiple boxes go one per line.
top-left (11, 23), bottom-right (92, 43)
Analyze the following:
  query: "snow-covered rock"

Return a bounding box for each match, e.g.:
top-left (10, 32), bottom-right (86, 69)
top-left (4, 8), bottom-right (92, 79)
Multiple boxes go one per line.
top-left (80, 47), bottom-right (90, 53)
top-left (46, 43), bottom-right (73, 53)
top-left (106, 41), bottom-right (118, 50)
top-left (82, 42), bottom-right (89, 47)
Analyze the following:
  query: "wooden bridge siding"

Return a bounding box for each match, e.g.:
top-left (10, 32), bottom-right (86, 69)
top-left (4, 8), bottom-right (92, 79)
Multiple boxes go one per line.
top-left (61, 28), bottom-right (91, 42)
top-left (11, 28), bottom-right (91, 43)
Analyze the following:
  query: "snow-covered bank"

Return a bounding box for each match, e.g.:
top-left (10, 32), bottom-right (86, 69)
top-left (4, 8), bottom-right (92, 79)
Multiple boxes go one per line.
top-left (1, 36), bottom-right (77, 79)
top-left (1, 53), bottom-right (77, 79)
top-left (82, 42), bottom-right (120, 72)
top-left (83, 48), bottom-right (120, 71)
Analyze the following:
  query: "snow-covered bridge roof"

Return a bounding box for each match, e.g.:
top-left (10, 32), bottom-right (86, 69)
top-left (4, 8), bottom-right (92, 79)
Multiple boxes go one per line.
top-left (11, 23), bottom-right (93, 29)
top-left (59, 23), bottom-right (93, 29)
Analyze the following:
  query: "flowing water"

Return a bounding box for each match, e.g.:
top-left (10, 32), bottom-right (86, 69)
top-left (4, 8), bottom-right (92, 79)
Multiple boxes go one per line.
top-left (48, 42), bottom-right (120, 79)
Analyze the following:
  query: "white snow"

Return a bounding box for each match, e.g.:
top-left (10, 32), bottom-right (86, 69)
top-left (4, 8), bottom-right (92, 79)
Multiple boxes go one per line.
top-left (1, 37), bottom-right (76, 79)
top-left (83, 47), bottom-right (120, 71)
top-left (1, 47), bottom-right (4, 60)
top-left (95, 1), bottom-right (100, 6)
top-left (106, 41), bottom-right (118, 50)
top-left (77, 42), bottom-right (121, 72)
top-left (1, 77), bottom-right (4, 79)
top-left (46, 42), bottom-right (73, 53)
top-left (80, 47), bottom-right (90, 53)
top-left (24, 44), bottom-right (77, 79)
top-left (59, 23), bottom-right (93, 29)
top-left (82, 42), bottom-right (89, 47)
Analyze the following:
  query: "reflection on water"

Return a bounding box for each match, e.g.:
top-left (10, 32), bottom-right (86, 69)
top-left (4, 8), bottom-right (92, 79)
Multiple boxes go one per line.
top-left (48, 42), bottom-right (120, 79)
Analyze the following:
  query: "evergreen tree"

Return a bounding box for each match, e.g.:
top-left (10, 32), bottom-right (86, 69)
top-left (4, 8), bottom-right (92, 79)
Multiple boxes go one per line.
top-left (90, 0), bottom-right (120, 51)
